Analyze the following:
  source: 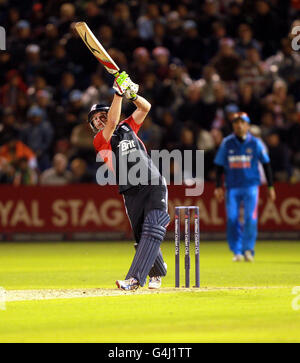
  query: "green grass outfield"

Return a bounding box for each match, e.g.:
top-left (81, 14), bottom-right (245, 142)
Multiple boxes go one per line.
top-left (0, 240), bottom-right (300, 342)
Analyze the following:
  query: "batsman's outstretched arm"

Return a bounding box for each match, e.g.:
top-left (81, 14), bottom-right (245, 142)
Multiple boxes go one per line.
top-left (132, 95), bottom-right (151, 125)
top-left (102, 94), bottom-right (123, 141)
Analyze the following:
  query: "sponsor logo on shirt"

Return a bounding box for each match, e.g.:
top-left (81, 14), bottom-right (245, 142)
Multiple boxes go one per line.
top-left (228, 155), bottom-right (251, 169)
top-left (118, 140), bottom-right (137, 155)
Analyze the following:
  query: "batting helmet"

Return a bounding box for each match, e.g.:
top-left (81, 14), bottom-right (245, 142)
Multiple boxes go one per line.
top-left (87, 103), bottom-right (110, 132)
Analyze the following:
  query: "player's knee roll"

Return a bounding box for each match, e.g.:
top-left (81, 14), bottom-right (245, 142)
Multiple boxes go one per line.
top-left (143, 209), bottom-right (170, 241)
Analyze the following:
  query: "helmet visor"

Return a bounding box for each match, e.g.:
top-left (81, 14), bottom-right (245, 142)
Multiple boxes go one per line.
top-left (89, 111), bottom-right (107, 132)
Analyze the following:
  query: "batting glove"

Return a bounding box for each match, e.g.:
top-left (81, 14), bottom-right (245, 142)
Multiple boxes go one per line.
top-left (113, 71), bottom-right (131, 96)
top-left (125, 80), bottom-right (139, 101)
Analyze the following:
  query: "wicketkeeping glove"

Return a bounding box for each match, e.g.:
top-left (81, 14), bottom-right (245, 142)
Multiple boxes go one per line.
top-left (125, 80), bottom-right (139, 101)
top-left (113, 71), bottom-right (131, 96)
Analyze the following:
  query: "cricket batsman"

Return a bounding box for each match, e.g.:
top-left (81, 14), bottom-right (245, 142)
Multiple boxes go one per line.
top-left (214, 112), bottom-right (276, 262)
top-left (89, 71), bottom-right (169, 290)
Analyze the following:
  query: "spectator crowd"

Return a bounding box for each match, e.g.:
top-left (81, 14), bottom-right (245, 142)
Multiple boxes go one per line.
top-left (0, 0), bottom-right (299, 185)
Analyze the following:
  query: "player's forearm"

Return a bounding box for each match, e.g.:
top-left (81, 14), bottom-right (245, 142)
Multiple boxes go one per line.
top-left (107, 94), bottom-right (123, 127)
top-left (262, 162), bottom-right (273, 187)
top-left (132, 95), bottom-right (151, 113)
top-left (215, 165), bottom-right (224, 188)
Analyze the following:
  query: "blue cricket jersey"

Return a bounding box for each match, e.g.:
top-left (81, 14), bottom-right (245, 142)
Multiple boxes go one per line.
top-left (214, 133), bottom-right (270, 189)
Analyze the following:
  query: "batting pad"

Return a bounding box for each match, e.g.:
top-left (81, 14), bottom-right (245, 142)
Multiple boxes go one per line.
top-left (148, 249), bottom-right (167, 278)
top-left (133, 244), bottom-right (167, 278)
top-left (126, 209), bottom-right (170, 286)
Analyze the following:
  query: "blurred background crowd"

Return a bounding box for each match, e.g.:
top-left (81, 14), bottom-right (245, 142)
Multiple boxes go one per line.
top-left (0, 0), bottom-right (299, 186)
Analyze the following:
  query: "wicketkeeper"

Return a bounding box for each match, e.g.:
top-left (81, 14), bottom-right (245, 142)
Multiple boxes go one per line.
top-left (89, 71), bottom-right (169, 290)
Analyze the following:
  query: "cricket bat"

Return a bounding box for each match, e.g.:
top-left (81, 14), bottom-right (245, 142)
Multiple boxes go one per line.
top-left (75, 22), bottom-right (120, 76)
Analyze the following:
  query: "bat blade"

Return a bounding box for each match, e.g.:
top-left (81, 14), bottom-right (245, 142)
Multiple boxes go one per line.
top-left (75, 22), bottom-right (120, 75)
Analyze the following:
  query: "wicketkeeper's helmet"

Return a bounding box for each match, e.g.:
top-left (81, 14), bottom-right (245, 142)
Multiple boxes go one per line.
top-left (87, 103), bottom-right (110, 132)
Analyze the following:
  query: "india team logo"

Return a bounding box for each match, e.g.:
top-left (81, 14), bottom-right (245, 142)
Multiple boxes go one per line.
top-left (228, 155), bottom-right (251, 169)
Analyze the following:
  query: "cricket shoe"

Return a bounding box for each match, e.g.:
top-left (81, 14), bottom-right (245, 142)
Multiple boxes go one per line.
top-left (244, 250), bottom-right (254, 262)
top-left (232, 254), bottom-right (244, 262)
top-left (148, 276), bottom-right (162, 289)
top-left (116, 278), bottom-right (140, 291)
